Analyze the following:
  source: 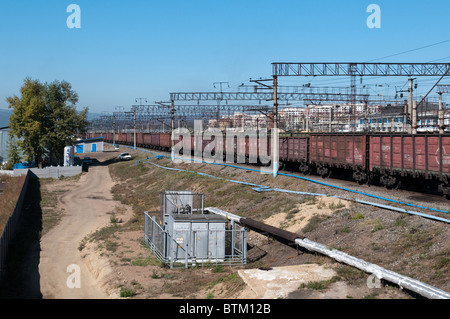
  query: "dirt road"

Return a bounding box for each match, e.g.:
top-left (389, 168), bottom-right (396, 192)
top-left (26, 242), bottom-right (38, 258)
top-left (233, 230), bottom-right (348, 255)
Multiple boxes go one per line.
top-left (39, 165), bottom-right (118, 299)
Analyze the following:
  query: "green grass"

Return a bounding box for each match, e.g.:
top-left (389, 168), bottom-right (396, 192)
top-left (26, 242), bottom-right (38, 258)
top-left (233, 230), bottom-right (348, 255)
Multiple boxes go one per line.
top-left (302, 214), bottom-right (328, 233)
top-left (120, 287), bottom-right (136, 298)
top-left (298, 276), bottom-right (341, 290)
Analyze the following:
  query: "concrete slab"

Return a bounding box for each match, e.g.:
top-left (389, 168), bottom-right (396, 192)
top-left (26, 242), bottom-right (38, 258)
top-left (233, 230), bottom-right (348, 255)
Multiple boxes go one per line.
top-left (238, 264), bottom-right (336, 299)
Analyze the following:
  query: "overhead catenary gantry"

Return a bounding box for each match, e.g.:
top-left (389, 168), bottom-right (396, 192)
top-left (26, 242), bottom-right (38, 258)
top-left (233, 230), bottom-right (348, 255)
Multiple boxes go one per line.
top-left (268, 62), bottom-right (450, 177)
top-left (271, 62), bottom-right (450, 77)
top-left (169, 91), bottom-right (372, 103)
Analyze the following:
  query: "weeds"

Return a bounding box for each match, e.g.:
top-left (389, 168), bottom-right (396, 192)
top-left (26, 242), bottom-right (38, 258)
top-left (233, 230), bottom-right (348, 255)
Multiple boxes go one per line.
top-left (120, 287), bottom-right (136, 298)
top-left (302, 214), bottom-right (328, 233)
top-left (351, 213), bottom-right (365, 220)
top-left (298, 276), bottom-right (341, 290)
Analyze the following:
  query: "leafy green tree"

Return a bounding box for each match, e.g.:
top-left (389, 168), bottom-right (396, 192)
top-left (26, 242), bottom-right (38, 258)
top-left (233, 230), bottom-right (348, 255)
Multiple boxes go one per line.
top-left (7, 78), bottom-right (88, 166)
top-left (43, 80), bottom-right (89, 163)
top-left (7, 78), bottom-right (46, 165)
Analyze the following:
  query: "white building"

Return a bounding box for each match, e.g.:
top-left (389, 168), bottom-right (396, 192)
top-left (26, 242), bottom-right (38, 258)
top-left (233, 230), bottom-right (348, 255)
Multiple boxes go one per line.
top-left (0, 126), bottom-right (10, 163)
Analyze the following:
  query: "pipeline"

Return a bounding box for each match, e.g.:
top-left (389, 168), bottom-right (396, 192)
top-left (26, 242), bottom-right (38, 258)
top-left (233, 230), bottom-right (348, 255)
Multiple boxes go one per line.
top-left (206, 207), bottom-right (450, 300)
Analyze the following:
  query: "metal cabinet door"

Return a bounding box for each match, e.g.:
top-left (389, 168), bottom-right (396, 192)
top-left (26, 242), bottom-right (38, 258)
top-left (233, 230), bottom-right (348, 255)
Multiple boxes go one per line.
top-left (191, 223), bottom-right (208, 260)
top-left (172, 222), bottom-right (190, 260)
top-left (208, 222), bottom-right (225, 260)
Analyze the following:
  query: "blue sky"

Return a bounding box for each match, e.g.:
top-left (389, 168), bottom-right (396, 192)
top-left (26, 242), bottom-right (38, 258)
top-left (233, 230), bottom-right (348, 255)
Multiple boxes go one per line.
top-left (1, 0), bottom-right (450, 114)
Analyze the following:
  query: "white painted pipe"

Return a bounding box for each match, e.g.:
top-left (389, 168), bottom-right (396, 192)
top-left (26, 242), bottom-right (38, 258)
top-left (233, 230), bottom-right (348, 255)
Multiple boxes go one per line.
top-left (207, 207), bottom-right (450, 299)
top-left (295, 238), bottom-right (450, 299)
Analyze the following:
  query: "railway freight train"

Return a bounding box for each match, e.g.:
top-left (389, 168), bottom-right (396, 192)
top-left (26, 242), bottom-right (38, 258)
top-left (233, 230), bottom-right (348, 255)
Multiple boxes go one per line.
top-left (86, 131), bottom-right (450, 198)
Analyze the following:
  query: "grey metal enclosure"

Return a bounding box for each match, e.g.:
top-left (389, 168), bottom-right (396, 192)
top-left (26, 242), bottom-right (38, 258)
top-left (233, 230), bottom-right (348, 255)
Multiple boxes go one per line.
top-left (144, 191), bottom-right (247, 268)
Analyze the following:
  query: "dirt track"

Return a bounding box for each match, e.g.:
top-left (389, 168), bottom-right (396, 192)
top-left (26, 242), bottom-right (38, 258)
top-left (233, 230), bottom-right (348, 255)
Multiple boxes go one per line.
top-left (38, 165), bottom-right (118, 298)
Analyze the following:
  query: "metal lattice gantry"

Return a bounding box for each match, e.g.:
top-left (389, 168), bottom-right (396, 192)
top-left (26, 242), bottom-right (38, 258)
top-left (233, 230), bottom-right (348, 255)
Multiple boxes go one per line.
top-left (272, 62), bottom-right (450, 77)
top-left (170, 90), bottom-right (371, 103)
top-left (267, 62), bottom-right (450, 177)
top-left (437, 85), bottom-right (450, 94)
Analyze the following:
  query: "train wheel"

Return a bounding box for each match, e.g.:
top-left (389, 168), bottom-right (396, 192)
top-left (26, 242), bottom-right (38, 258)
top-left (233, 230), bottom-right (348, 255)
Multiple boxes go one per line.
top-left (298, 163), bottom-right (310, 175)
top-left (318, 166), bottom-right (331, 178)
top-left (381, 175), bottom-right (398, 189)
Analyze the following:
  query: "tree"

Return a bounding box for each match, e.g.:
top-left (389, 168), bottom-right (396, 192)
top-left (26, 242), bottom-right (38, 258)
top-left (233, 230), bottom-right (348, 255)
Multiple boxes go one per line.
top-left (7, 78), bottom-right (46, 166)
top-left (43, 80), bottom-right (89, 163)
top-left (7, 78), bottom-right (89, 166)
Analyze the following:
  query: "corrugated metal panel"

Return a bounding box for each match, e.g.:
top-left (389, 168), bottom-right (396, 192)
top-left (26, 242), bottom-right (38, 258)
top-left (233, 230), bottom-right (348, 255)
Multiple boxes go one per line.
top-left (143, 133), bottom-right (152, 146)
top-left (160, 133), bottom-right (171, 148)
top-left (310, 134), bottom-right (366, 168)
top-left (150, 133), bottom-right (160, 147)
top-left (279, 137), bottom-right (288, 161)
top-left (369, 134), bottom-right (450, 177)
top-left (136, 133), bottom-right (144, 146)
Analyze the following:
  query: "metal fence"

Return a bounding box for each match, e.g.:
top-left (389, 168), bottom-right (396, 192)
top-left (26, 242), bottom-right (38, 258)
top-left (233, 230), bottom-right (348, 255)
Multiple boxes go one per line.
top-left (144, 211), bottom-right (247, 268)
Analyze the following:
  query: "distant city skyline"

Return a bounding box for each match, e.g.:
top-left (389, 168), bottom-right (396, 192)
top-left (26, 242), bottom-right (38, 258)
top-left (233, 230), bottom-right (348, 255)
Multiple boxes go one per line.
top-left (1, 1), bottom-right (450, 114)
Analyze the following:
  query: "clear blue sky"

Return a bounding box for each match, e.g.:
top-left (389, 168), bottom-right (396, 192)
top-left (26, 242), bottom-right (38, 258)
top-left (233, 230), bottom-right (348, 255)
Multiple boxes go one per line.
top-left (1, 0), bottom-right (449, 114)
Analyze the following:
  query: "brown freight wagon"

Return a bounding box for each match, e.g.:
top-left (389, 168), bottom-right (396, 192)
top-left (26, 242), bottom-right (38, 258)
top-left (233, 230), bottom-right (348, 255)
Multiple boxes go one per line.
top-left (309, 133), bottom-right (368, 181)
top-left (159, 133), bottom-right (172, 151)
top-left (142, 133), bottom-right (152, 148)
top-left (117, 133), bottom-right (127, 145)
top-left (103, 133), bottom-right (112, 143)
top-left (369, 134), bottom-right (450, 194)
top-left (136, 132), bottom-right (144, 147)
top-left (279, 136), bottom-right (309, 173)
top-left (150, 133), bottom-right (160, 149)
top-left (126, 133), bottom-right (134, 145)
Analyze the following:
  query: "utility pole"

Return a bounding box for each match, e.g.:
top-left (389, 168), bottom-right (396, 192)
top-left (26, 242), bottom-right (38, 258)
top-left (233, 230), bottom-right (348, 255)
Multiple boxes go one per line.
top-left (439, 93), bottom-right (444, 134)
top-left (272, 75), bottom-right (279, 178)
top-left (412, 101), bottom-right (418, 134)
top-left (155, 100), bottom-right (176, 160)
top-left (134, 99), bottom-right (147, 150)
top-left (133, 109), bottom-right (136, 150)
top-left (213, 82), bottom-right (229, 125)
top-left (112, 113), bottom-right (116, 146)
top-left (408, 78), bottom-right (414, 133)
top-left (124, 109), bottom-right (137, 150)
top-left (171, 99), bottom-right (175, 160)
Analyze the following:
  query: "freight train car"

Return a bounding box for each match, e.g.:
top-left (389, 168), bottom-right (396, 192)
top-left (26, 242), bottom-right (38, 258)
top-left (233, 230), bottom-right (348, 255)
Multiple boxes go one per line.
top-left (309, 133), bottom-right (368, 181)
top-left (369, 133), bottom-right (450, 195)
top-left (279, 135), bottom-right (309, 173)
top-left (85, 130), bottom-right (450, 198)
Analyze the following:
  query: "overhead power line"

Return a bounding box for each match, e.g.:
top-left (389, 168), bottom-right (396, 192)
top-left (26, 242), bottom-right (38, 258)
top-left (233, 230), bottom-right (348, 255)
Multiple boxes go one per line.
top-left (368, 39), bottom-right (450, 62)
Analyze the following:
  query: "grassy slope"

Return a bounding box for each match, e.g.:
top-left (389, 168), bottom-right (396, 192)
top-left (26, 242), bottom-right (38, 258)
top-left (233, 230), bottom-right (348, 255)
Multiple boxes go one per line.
top-left (0, 174), bottom-right (26, 234)
top-left (107, 152), bottom-right (450, 295)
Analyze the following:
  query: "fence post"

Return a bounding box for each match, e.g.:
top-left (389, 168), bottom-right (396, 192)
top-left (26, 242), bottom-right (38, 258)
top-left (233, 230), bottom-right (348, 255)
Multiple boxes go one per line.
top-left (242, 228), bottom-right (247, 265)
